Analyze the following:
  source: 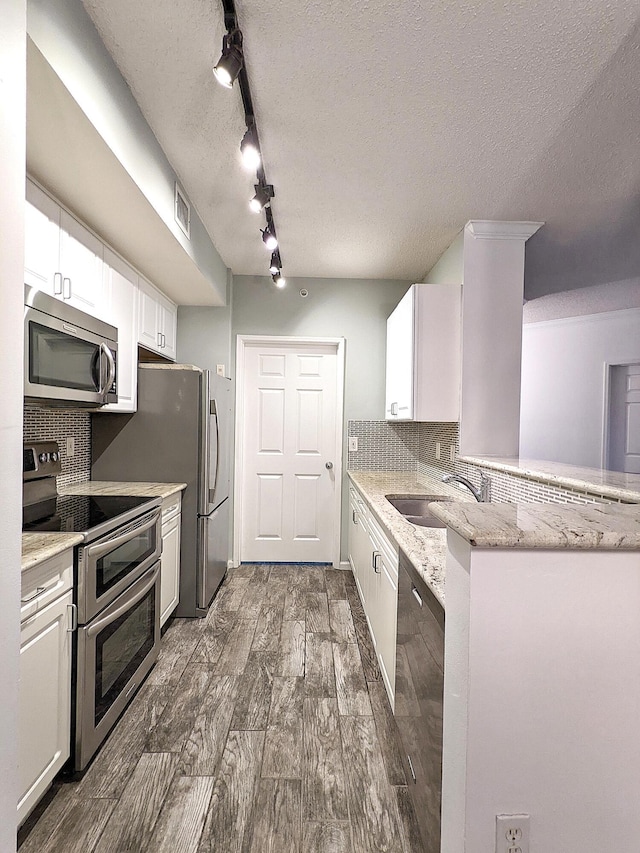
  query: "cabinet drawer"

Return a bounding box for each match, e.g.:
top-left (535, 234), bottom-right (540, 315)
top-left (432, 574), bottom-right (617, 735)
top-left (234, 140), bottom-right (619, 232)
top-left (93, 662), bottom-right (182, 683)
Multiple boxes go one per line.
top-left (161, 493), bottom-right (181, 525)
top-left (21, 550), bottom-right (74, 623)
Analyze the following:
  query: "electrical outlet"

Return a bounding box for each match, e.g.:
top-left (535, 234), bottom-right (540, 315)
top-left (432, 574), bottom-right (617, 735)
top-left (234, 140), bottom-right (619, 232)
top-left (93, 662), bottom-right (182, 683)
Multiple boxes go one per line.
top-left (66, 436), bottom-right (75, 458)
top-left (216, 364), bottom-right (225, 377)
top-left (449, 444), bottom-right (455, 461)
top-left (496, 814), bottom-right (529, 853)
top-left (348, 436), bottom-right (358, 452)
top-left (435, 441), bottom-right (441, 460)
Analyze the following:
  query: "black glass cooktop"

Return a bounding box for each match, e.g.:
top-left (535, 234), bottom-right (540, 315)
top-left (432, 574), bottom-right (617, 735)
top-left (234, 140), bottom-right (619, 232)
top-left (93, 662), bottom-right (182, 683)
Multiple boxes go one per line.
top-left (23, 494), bottom-right (155, 535)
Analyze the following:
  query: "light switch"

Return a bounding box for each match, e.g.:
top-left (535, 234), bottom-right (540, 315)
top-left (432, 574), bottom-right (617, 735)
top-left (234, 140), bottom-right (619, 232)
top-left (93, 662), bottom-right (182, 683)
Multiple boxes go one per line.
top-left (216, 364), bottom-right (225, 377)
top-left (348, 436), bottom-right (358, 452)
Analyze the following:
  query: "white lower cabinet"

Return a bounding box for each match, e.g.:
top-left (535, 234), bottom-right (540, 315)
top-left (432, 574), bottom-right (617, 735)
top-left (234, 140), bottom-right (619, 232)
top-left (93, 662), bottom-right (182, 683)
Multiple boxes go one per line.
top-left (160, 493), bottom-right (182, 626)
top-left (18, 550), bottom-right (74, 826)
top-left (348, 485), bottom-right (399, 708)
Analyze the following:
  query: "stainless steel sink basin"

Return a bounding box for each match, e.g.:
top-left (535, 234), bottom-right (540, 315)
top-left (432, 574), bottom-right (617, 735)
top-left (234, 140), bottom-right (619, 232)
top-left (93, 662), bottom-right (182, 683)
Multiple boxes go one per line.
top-left (385, 494), bottom-right (453, 528)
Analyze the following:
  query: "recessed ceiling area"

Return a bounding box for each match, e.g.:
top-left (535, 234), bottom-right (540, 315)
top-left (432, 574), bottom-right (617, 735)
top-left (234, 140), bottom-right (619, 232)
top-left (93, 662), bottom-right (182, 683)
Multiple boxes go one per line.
top-left (81, 0), bottom-right (640, 290)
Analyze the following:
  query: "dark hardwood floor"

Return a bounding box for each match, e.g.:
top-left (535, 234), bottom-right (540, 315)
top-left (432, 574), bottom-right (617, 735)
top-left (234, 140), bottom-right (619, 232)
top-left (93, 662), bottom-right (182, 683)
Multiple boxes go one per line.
top-left (19, 565), bottom-right (423, 853)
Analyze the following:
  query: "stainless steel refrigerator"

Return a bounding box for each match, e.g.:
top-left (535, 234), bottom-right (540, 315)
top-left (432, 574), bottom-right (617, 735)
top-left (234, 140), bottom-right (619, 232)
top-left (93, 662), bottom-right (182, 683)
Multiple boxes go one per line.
top-left (91, 364), bottom-right (232, 617)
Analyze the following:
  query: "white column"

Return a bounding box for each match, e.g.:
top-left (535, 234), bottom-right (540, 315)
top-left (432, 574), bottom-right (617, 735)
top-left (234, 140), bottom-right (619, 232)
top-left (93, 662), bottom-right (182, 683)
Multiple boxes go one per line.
top-left (0, 1), bottom-right (26, 848)
top-left (459, 220), bottom-right (542, 458)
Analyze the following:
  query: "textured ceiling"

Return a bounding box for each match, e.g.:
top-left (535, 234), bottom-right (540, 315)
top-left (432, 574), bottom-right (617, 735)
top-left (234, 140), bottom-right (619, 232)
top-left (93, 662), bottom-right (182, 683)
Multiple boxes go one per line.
top-left (81, 0), bottom-right (640, 284)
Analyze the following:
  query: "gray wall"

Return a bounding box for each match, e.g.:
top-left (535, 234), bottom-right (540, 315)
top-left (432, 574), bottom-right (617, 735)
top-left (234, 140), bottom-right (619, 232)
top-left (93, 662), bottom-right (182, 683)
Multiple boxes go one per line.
top-left (177, 271), bottom-right (234, 375)
top-left (1, 0), bottom-right (25, 846)
top-left (232, 275), bottom-right (411, 420)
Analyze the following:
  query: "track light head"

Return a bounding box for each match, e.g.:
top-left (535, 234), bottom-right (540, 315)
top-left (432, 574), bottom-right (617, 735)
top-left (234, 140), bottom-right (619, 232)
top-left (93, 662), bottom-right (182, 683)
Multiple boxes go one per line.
top-left (240, 126), bottom-right (261, 170)
top-left (249, 184), bottom-right (274, 214)
top-left (272, 272), bottom-right (286, 288)
top-left (213, 29), bottom-right (243, 88)
top-left (261, 226), bottom-right (278, 251)
top-left (269, 250), bottom-right (281, 275)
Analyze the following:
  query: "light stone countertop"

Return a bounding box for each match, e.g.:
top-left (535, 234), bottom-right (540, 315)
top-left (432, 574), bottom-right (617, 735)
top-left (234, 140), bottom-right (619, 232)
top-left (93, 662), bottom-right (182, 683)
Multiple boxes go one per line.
top-left (22, 532), bottom-right (83, 572)
top-left (60, 481), bottom-right (187, 499)
top-left (460, 455), bottom-right (640, 503)
top-left (348, 471), bottom-right (473, 608)
top-left (428, 500), bottom-right (640, 549)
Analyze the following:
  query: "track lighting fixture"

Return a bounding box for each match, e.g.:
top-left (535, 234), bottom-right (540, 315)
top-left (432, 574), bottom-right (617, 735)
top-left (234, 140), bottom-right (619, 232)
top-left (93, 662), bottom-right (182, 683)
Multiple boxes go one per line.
top-left (240, 126), bottom-right (261, 171)
top-left (269, 250), bottom-right (281, 275)
top-left (213, 29), bottom-right (243, 88)
top-left (249, 184), bottom-right (274, 213)
top-left (261, 226), bottom-right (278, 251)
top-left (272, 272), bottom-right (286, 288)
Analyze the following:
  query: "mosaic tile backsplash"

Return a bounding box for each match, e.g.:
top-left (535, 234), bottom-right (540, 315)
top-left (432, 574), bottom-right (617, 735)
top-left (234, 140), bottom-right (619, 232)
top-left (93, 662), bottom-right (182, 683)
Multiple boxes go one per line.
top-left (24, 406), bottom-right (91, 488)
top-left (347, 420), bottom-right (617, 506)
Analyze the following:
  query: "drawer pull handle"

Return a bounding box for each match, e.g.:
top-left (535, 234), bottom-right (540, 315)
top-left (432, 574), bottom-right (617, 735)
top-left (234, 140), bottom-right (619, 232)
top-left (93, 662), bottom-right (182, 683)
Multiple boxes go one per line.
top-left (352, 509), bottom-right (357, 524)
top-left (67, 603), bottom-right (78, 632)
top-left (372, 551), bottom-right (382, 573)
top-left (21, 585), bottom-right (48, 604)
top-left (411, 585), bottom-right (423, 607)
top-left (407, 754), bottom-right (417, 783)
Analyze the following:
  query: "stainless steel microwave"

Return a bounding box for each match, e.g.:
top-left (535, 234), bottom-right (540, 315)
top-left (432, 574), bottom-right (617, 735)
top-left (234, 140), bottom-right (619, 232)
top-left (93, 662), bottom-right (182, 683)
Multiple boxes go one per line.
top-left (24, 285), bottom-right (118, 407)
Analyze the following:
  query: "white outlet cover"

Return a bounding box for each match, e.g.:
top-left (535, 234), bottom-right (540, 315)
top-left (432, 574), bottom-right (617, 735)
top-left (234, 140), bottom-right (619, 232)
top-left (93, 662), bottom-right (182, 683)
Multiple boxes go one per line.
top-left (435, 441), bottom-right (441, 459)
top-left (496, 814), bottom-right (530, 853)
top-left (348, 436), bottom-right (358, 452)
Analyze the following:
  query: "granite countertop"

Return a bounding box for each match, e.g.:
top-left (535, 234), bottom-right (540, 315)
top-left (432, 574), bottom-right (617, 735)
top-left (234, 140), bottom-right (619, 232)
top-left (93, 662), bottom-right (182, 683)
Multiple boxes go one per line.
top-left (348, 471), bottom-right (473, 607)
top-left (60, 481), bottom-right (187, 499)
top-left (428, 500), bottom-right (640, 549)
top-left (22, 532), bottom-right (84, 572)
top-left (460, 455), bottom-right (640, 503)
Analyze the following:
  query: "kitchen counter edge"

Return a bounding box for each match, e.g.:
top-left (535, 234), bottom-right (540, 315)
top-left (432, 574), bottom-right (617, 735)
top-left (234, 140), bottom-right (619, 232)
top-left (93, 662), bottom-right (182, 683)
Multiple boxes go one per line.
top-left (59, 481), bottom-right (187, 499)
top-left (22, 532), bottom-right (84, 572)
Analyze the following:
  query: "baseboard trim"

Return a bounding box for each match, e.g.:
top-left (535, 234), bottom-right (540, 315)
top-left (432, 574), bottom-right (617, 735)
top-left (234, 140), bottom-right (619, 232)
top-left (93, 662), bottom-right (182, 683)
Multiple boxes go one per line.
top-left (338, 561), bottom-right (351, 571)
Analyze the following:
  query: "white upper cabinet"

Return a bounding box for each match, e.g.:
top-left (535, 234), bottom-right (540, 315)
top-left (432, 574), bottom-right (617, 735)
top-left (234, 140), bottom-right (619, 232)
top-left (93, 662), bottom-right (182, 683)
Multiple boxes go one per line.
top-left (385, 283), bottom-right (462, 422)
top-left (25, 181), bottom-right (61, 295)
top-left (137, 276), bottom-right (177, 361)
top-left (102, 249), bottom-right (138, 413)
top-left (25, 179), bottom-right (104, 317)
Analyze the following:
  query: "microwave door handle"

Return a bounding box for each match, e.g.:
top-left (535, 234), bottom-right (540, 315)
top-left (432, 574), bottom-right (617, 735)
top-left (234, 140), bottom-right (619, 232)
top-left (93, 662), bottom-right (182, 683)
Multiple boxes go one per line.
top-left (101, 343), bottom-right (116, 400)
top-left (90, 347), bottom-right (102, 393)
top-left (87, 511), bottom-right (160, 560)
top-left (86, 564), bottom-right (159, 638)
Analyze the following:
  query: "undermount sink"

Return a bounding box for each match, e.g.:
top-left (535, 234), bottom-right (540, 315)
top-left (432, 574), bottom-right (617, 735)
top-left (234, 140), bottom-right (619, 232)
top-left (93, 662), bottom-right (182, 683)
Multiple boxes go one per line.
top-left (385, 494), bottom-right (454, 528)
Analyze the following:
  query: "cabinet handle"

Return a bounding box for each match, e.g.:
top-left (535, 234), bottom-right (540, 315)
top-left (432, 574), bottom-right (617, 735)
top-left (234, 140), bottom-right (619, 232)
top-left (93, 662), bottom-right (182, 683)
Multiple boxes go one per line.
top-left (352, 509), bottom-right (358, 524)
top-left (390, 402), bottom-right (398, 416)
top-left (411, 585), bottom-right (423, 607)
top-left (161, 333), bottom-right (166, 348)
top-left (21, 585), bottom-right (47, 604)
top-left (63, 277), bottom-right (72, 299)
top-left (67, 603), bottom-right (78, 632)
top-left (53, 272), bottom-right (63, 295)
top-left (157, 331), bottom-right (163, 348)
top-left (372, 551), bottom-right (382, 573)
top-left (407, 754), bottom-right (417, 783)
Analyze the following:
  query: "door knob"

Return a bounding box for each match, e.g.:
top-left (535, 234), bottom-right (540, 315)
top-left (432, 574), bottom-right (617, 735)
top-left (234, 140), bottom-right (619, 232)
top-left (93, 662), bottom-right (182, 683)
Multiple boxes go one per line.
top-left (325, 462), bottom-right (333, 469)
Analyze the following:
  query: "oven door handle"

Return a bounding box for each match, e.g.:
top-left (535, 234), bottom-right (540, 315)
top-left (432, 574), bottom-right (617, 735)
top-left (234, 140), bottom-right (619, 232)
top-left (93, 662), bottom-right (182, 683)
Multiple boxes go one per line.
top-left (86, 564), bottom-right (159, 638)
top-left (87, 511), bottom-right (160, 561)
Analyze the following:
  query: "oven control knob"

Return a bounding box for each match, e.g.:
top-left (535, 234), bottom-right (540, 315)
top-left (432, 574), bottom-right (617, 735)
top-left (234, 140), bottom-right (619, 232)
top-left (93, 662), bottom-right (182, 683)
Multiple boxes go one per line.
top-left (38, 452), bottom-right (49, 464)
top-left (50, 452), bottom-right (59, 463)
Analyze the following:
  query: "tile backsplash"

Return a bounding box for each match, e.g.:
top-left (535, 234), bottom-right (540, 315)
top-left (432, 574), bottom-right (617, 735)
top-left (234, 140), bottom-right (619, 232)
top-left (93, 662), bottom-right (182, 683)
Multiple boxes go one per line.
top-left (24, 406), bottom-right (91, 487)
top-left (347, 420), bottom-right (617, 506)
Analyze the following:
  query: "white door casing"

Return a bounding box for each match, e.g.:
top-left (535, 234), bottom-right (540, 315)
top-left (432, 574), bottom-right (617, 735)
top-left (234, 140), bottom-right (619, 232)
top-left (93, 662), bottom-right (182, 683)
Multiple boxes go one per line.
top-left (235, 336), bottom-right (344, 566)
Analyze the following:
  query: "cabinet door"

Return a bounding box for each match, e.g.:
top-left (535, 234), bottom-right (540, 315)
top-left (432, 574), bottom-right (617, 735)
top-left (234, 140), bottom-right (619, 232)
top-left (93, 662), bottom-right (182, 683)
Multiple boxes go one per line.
top-left (102, 249), bottom-right (138, 413)
top-left (18, 590), bottom-right (73, 826)
top-left (59, 210), bottom-right (104, 316)
top-left (25, 180), bottom-right (61, 295)
top-left (385, 287), bottom-right (414, 420)
top-left (376, 559), bottom-right (398, 708)
top-left (160, 514), bottom-right (181, 626)
top-left (137, 277), bottom-right (161, 352)
top-left (158, 296), bottom-right (177, 361)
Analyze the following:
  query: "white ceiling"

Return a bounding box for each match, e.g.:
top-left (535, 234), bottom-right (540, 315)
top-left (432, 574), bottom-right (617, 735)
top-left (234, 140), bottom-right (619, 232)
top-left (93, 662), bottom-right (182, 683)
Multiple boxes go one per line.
top-left (81, 0), bottom-right (640, 285)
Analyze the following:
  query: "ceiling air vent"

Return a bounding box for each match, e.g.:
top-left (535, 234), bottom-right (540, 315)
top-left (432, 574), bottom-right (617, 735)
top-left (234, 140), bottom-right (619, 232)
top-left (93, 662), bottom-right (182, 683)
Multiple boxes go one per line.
top-left (174, 182), bottom-right (191, 239)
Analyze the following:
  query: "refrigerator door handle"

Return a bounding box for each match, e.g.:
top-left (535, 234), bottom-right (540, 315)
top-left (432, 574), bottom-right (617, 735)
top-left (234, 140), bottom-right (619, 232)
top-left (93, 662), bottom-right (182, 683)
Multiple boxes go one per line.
top-left (198, 370), bottom-right (211, 516)
top-left (209, 399), bottom-right (220, 507)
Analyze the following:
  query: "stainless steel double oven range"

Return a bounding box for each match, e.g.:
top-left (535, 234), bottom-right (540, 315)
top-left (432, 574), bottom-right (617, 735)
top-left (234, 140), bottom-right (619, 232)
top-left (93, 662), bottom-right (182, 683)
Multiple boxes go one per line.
top-left (23, 441), bottom-right (162, 771)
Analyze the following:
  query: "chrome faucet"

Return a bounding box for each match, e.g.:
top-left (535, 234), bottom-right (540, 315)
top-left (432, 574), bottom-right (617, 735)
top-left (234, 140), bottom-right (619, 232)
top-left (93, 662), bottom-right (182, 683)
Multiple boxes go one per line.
top-left (441, 472), bottom-right (491, 502)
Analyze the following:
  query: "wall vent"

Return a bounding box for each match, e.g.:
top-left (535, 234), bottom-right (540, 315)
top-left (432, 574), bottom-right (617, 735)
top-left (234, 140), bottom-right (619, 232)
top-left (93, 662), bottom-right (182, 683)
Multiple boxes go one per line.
top-left (174, 182), bottom-right (191, 239)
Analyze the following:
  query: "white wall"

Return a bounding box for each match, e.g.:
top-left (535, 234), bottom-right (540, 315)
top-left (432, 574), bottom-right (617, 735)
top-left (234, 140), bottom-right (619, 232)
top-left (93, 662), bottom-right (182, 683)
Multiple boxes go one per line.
top-left (0, 0), bottom-right (26, 848)
top-left (442, 536), bottom-right (640, 852)
top-left (423, 230), bottom-right (464, 285)
top-left (520, 308), bottom-right (640, 467)
top-left (27, 0), bottom-right (227, 304)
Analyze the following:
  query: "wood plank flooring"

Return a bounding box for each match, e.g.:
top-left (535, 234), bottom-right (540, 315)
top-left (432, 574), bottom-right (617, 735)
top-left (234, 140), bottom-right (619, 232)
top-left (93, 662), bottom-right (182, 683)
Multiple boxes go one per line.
top-left (18, 565), bottom-right (423, 853)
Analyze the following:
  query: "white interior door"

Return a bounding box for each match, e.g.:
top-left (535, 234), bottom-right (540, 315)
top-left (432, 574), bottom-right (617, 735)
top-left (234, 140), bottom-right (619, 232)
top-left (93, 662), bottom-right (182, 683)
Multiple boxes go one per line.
top-left (239, 339), bottom-right (342, 563)
top-left (608, 363), bottom-right (640, 473)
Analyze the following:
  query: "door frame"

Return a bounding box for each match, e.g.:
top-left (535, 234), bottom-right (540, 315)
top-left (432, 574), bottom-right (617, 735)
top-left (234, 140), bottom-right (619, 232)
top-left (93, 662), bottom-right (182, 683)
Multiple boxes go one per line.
top-left (233, 334), bottom-right (346, 568)
top-left (603, 358), bottom-right (640, 470)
